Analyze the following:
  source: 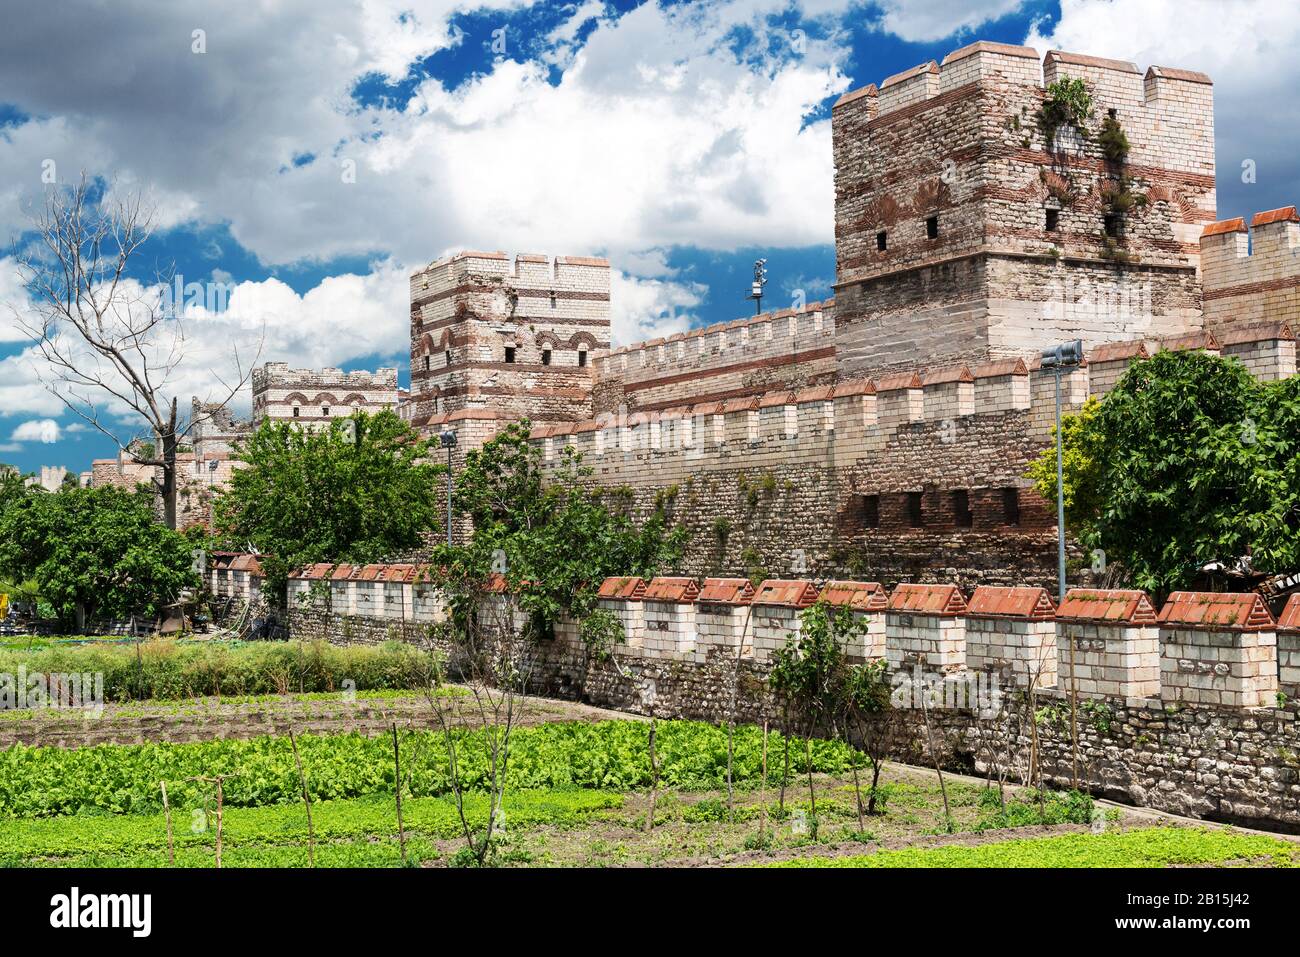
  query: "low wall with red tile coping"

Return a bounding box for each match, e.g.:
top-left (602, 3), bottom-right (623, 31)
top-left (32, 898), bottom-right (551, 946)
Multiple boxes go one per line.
top-left (285, 575), bottom-right (1300, 829)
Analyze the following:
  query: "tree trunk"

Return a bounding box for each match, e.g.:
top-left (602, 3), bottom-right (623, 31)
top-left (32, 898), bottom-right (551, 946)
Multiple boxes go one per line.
top-left (160, 400), bottom-right (179, 530)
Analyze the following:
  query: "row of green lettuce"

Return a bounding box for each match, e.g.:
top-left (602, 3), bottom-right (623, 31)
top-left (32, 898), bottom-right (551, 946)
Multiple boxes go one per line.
top-left (0, 719), bottom-right (861, 818)
top-left (2, 790), bottom-right (623, 867)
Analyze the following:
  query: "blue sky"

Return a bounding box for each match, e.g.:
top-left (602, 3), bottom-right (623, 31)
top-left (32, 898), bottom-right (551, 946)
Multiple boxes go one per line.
top-left (1, 0), bottom-right (1298, 476)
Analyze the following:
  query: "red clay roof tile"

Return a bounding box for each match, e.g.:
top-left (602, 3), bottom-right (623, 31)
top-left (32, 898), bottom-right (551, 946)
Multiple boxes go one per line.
top-left (1278, 594), bottom-right (1300, 632)
top-left (967, 586), bottom-right (1055, 620)
top-left (1056, 588), bottom-right (1157, 624)
top-left (820, 580), bottom-right (888, 612)
top-left (942, 41), bottom-right (1039, 65)
top-left (753, 579), bottom-right (820, 608)
top-left (597, 576), bottom-right (647, 600)
top-left (758, 391), bottom-right (797, 409)
top-left (795, 385), bottom-right (836, 403)
top-left (1045, 50), bottom-right (1139, 73)
top-left (1251, 206), bottom-right (1300, 228)
top-left (1202, 217), bottom-right (1247, 238)
top-left (1218, 321), bottom-right (1294, 347)
top-left (292, 562), bottom-right (335, 581)
top-left (1146, 65), bottom-right (1211, 85)
top-left (698, 578), bottom-right (756, 605)
top-left (831, 379), bottom-right (876, 398)
top-left (921, 365), bottom-right (974, 386)
top-left (888, 583), bottom-right (967, 616)
top-left (229, 554), bottom-right (263, 575)
top-left (1088, 340), bottom-right (1149, 363)
top-left (1157, 592), bottom-right (1275, 631)
top-left (1160, 331), bottom-right (1220, 353)
top-left (972, 358), bottom-right (1028, 378)
top-left (643, 577), bottom-right (700, 603)
top-left (881, 60), bottom-right (939, 89)
top-left (875, 371), bottom-right (922, 392)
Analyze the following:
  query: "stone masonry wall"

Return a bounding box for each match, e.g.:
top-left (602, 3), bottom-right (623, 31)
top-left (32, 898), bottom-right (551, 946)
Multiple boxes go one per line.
top-left (831, 43), bottom-right (1213, 378)
top-left (593, 302), bottom-right (837, 414)
top-left (287, 586), bottom-right (1300, 831)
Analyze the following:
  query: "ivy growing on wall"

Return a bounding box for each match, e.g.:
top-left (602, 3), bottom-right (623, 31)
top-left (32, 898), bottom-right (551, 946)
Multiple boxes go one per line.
top-left (1037, 78), bottom-right (1093, 152)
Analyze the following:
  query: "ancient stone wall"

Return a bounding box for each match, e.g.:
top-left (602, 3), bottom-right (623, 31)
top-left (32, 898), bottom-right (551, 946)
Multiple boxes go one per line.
top-left (1202, 207), bottom-right (1300, 351)
top-left (831, 42), bottom-right (1214, 378)
top-left (282, 574), bottom-right (1300, 830)
top-left (593, 302), bottom-right (837, 414)
top-left (251, 362), bottom-right (400, 429)
top-left (407, 252), bottom-right (611, 441)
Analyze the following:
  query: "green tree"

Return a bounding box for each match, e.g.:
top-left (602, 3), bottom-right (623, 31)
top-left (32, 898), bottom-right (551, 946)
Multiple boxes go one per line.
top-left (768, 601), bottom-right (859, 829)
top-left (0, 485), bottom-right (197, 630)
top-left (1026, 395), bottom-right (1106, 531)
top-left (213, 410), bottom-right (443, 593)
top-left (434, 421), bottom-right (687, 648)
top-left (1028, 350), bottom-right (1299, 596)
top-left (843, 657), bottom-right (897, 818)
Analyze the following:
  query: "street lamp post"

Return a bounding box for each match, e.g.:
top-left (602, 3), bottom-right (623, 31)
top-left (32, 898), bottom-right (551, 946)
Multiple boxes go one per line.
top-left (1039, 339), bottom-right (1084, 604)
top-left (439, 428), bottom-right (457, 547)
top-left (1040, 338), bottom-right (1083, 790)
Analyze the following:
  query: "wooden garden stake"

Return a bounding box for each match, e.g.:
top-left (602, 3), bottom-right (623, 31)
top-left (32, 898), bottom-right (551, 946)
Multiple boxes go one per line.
top-left (645, 704), bottom-right (659, 833)
top-left (289, 728), bottom-right (316, 868)
top-left (392, 723), bottom-right (407, 864)
top-left (759, 721), bottom-right (769, 843)
top-left (160, 780), bottom-right (175, 865)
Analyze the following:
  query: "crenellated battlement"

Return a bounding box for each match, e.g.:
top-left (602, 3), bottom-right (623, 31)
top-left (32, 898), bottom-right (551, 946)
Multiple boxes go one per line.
top-left (530, 330), bottom-right (1292, 488)
top-left (832, 41), bottom-right (1214, 378)
top-left (1201, 206), bottom-right (1300, 341)
top-left (592, 300), bottom-right (837, 413)
top-left (251, 362), bottom-right (398, 392)
top-left (251, 362), bottom-right (401, 428)
top-left (411, 250), bottom-right (611, 292)
top-left (838, 42), bottom-right (1213, 140)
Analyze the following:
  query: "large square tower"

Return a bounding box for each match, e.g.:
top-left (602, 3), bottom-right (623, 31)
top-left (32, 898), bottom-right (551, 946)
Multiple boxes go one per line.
top-left (831, 42), bottom-right (1215, 376)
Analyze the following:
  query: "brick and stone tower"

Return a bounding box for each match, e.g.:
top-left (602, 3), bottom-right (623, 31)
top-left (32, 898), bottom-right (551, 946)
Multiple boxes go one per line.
top-left (407, 251), bottom-right (611, 447)
top-left (831, 42), bottom-right (1216, 376)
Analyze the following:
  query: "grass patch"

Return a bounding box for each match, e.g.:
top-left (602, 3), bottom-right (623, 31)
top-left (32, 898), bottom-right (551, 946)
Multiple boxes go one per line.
top-left (0, 639), bottom-right (439, 701)
top-left (767, 827), bottom-right (1300, 868)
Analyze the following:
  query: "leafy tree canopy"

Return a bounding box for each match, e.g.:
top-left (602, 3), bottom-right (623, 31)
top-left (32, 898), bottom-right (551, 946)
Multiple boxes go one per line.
top-left (1029, 350), bottom-right (1300, 596)
top-left (0, 485), bottom-right (197, 628)
top-left (213, 410), bottom-right (443, 592)
top-left (433, 421), bottom-right (687, 644)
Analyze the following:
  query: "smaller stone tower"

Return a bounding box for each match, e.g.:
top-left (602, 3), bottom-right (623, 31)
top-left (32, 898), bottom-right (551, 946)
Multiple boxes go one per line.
top-left (407, 251), bottom-right (611, 447)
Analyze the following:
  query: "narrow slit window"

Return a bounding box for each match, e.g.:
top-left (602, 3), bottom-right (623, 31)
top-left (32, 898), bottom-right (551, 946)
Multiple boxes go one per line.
top-left (1046, 208), bottom-right (1060, 231)
top-left (504, 346), bottom-right (516, 363)
top-left (876, 230), bottom-right (888, 252)
top-left (907, 491), bottom-right (924, 527)
top-left (861, 494), bottom-right (880, 529)
top-left (541, 349), bottom-right (552, 366)
top-left (925, 216), bottom-right (938, 239)
top-left (952, 489), bottom-right (973, 527)
top-left (1002, 487), bottom-right (1021, 526)
top-left (578, 350), bottom-right (588, 368)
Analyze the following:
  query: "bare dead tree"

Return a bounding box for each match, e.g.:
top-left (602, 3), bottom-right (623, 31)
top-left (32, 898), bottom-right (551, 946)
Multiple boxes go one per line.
top-left (11, 175), bottom-right (262, 528)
